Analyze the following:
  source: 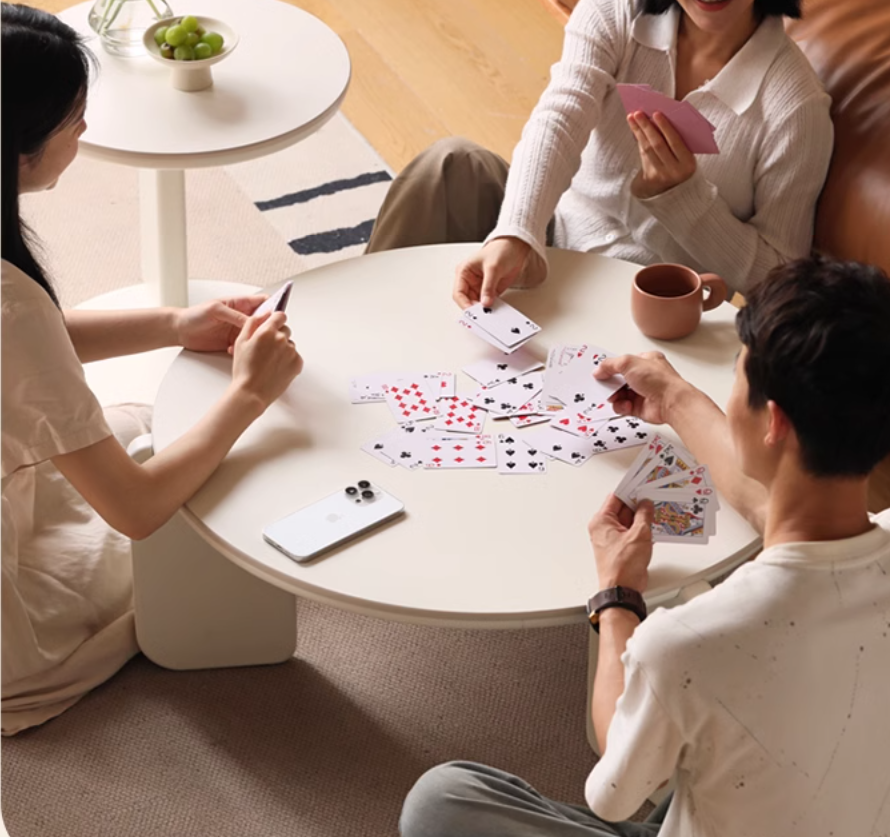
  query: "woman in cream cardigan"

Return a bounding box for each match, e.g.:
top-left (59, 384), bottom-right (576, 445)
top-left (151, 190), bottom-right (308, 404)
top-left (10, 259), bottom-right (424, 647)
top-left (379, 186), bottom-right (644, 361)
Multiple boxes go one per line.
top-left (366, 0), bottom-right (833, 305)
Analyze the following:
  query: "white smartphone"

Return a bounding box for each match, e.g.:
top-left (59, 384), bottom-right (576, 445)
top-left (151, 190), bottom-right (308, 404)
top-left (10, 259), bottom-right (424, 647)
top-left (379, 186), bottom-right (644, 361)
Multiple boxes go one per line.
top-left (263, 480), bottom-right (405, 563)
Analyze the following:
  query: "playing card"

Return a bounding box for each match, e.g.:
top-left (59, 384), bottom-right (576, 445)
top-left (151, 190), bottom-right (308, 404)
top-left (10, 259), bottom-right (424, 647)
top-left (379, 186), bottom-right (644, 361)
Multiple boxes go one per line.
top-left (522, 424), bottom-right (599, 467)
top-left (626, 440), bottom-right (698, 497)
top-left (462, 347), bottom-right (544, 387)
top-left (254, 280), bottom-right (293, 317)
top-left (495, 433), bottom-right (547, 474)
top-left (635, 488), bottom-right (715, 544)
top-left (432, 397), bottom-right (486, 434)
top-left (588, 417), bottom-right (652, 456)
top-left (421, 435), bottom-right (496, 469)
top-left (427, 371), bottom-right (456, 399)
top-left (384, 379), bottom-right (441, 424)
top-left (549, 352), bottom-right (625, 410)
top-left (643, 464), bottom-right (713, 493)
top-left (472, 372), bottom-right (545, 416)
top-left (509, 397), bottom-right (549, 428)
top-left (462, 299), bottom-right (541, 347)
top-left (614, 434), bottom-right (672, 504)
top-left (616, 84), bottom-right (719, 154)
top-left (458, 317), bottom-right (514, 353)
top-left (549, 403), bottom-right (619, 438)
top-left (510, 412), bottom-right (551, 428)
top-left (349, 373), bottom-right (391, 404)
top-left (361, 423), bottom-right (432, 469)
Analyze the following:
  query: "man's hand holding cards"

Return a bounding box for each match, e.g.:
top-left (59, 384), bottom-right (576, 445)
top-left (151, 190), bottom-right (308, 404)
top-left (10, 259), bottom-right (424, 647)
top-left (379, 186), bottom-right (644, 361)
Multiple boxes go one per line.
top-left (615, 433), bottom-right (718, 545)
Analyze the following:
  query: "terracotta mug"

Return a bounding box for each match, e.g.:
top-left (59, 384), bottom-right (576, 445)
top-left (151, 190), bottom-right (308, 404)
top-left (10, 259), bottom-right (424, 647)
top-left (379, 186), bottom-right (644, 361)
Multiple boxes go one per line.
top-left (631, 264), bottom-right (728, 340)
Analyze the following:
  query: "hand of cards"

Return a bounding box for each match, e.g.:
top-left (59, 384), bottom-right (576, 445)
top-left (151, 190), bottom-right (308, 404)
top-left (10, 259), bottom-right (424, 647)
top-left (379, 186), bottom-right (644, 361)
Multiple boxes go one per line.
top-left (617, 84), bottom-right (719, 155)
top-left (615, 434), bottom-right (719, 545)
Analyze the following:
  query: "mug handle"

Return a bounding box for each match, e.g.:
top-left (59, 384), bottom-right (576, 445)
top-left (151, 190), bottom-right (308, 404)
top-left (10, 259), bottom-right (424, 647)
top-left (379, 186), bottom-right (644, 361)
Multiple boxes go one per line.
top-left (701, 274), bottom-right (728, 311)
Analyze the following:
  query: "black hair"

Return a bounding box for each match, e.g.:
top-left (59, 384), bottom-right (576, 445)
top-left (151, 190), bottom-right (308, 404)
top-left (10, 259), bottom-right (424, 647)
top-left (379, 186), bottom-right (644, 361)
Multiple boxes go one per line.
top-left (637, 0), bottom-right (801, 19)
top-left (736, 256), bottom-right (890, 477)
top-left (1, 2), bottom-right (95, 307)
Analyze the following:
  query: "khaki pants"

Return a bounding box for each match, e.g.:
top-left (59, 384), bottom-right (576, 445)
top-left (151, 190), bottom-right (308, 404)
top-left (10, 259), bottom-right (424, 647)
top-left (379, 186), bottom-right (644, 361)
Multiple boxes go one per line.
top-left (366, 137), bottom-right (553, 253)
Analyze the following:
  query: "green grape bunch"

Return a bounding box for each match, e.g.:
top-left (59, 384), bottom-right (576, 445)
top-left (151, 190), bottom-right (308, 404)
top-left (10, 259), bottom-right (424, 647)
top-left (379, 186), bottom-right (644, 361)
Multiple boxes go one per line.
top-left (154, 16), bottom-right (225, 61)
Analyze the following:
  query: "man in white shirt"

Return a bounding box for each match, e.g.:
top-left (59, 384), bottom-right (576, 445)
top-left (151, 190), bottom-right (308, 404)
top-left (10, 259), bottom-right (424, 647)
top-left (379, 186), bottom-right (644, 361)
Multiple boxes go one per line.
top-left (398, 256), bottom-right (890, 837)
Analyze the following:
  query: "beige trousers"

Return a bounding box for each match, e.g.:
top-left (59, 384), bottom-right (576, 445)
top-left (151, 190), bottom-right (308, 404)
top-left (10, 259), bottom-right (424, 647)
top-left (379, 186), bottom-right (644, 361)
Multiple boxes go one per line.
top-left (366, 137), bottom-right (553, 253)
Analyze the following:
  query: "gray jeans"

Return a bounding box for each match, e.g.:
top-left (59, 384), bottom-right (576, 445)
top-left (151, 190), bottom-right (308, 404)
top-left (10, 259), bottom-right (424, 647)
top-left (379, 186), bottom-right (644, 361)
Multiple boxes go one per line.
top-left (400, 762), bottom-right (671, 837)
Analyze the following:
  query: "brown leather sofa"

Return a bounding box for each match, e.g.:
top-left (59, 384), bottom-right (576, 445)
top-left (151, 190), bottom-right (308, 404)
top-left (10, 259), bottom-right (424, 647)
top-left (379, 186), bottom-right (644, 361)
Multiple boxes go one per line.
top-left (541, 0), bottom-right (890, 509)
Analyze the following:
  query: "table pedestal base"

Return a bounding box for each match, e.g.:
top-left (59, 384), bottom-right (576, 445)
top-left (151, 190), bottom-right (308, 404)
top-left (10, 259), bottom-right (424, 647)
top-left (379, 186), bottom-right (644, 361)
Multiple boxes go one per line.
top-left (129, 435), bottom-right (297, 670)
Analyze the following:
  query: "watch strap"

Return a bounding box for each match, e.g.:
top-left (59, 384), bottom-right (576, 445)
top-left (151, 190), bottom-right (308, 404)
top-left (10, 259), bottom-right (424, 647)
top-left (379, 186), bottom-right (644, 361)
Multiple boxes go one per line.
top-left (586, 586), bottom-right (647, 634)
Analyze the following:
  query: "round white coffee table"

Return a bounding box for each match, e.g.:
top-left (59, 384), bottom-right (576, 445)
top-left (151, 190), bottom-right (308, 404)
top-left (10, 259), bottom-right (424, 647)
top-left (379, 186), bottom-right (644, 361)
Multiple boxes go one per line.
top-left (58, 0), bottom-right (350, 307)
top-left (136, 244), bottom-right (760, 672)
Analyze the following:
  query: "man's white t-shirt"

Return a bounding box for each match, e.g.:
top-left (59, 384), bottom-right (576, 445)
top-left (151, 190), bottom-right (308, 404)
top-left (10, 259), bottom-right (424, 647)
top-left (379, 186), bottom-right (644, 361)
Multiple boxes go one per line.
top-left (586, 508), bottom-right (890, 837)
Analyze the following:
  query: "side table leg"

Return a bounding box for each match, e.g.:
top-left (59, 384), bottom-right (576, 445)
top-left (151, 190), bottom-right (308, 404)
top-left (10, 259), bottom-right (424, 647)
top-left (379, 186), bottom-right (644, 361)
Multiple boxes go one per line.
top-left (139, 169), bottom-right (189, 308)
top-left (132, 511), bottom-right (298, 671)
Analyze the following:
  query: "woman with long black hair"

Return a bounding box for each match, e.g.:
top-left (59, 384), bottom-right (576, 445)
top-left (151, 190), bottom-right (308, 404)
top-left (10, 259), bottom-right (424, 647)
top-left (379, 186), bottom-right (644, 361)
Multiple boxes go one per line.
top-left (1, 3), bottom-right (302, 734)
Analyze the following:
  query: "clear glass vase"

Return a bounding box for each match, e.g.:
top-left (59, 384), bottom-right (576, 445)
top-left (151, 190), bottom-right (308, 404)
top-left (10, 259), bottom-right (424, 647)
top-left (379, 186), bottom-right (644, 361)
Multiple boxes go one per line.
top-left (88, 0), bottom-right (173, 57)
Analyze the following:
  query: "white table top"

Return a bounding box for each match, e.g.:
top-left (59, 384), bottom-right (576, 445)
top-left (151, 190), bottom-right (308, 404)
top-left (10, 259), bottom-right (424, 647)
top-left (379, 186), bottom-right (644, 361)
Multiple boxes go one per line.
top-left (59, 0), bottom-right (350, 168)
top-left (152, 245), bottom-right (760, 628)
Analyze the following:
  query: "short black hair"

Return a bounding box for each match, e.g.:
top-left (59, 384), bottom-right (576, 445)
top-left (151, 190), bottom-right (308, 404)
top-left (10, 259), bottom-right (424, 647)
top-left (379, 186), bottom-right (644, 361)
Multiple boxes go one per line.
top-left (637, 0), bottom-right (801, 20)
top-left (736, 256), bottom-right (890, 477)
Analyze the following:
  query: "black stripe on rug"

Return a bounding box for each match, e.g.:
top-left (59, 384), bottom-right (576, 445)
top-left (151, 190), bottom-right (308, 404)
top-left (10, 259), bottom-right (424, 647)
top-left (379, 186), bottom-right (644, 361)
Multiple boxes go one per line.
top-left (256, 171), bottom-right (393, 212)
top-left (289, 219), bottom-right (376, 255)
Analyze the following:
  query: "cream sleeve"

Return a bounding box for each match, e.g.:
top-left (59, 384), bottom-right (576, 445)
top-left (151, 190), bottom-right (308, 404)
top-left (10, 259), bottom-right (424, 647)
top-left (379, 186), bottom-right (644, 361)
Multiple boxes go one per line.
top-left (486, 0), bottom-right (633, 265)
top-left (1, 263), bottom-right (112, 479)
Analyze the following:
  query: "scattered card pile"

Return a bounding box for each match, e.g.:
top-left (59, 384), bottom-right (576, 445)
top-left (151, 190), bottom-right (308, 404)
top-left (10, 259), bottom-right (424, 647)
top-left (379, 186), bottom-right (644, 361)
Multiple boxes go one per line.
top-left (617, 83), bottom-right (719, 155)
top-left (614, 434), bottom-right (719, 545)
top-left (353, 335), bottom-right (655, 474)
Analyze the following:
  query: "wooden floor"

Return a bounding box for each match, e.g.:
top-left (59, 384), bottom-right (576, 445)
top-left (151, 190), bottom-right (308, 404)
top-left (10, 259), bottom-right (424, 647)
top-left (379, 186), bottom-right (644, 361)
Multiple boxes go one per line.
top-left (37, 0), bottom-right (565, 171)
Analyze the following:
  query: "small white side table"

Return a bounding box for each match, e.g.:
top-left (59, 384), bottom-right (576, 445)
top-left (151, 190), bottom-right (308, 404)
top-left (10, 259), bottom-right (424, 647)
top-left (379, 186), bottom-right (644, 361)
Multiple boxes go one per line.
top-left (59, 0), bottom-right (350, 307)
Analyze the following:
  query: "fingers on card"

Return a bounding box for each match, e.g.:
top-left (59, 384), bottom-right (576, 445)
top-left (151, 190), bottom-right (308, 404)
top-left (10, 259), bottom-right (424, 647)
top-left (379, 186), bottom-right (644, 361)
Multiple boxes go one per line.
top-left (458, 299), bottom-right (541, 353)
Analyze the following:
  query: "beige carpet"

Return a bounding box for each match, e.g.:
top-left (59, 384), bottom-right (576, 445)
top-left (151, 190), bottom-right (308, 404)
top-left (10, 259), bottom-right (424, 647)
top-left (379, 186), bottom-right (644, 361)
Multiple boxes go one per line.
top-left (2, 123), bottom-right (635, 836)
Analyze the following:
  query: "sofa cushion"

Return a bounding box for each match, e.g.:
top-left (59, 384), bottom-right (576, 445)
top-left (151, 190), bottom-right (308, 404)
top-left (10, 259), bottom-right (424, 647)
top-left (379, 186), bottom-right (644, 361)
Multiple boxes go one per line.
top-left (785, 0), bottom-right (890, 274)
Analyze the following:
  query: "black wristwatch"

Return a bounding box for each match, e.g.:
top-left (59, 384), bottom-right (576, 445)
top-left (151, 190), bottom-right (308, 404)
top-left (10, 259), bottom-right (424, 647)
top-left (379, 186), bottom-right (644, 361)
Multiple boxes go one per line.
top-left (586, 586), bottom-right (647, 634)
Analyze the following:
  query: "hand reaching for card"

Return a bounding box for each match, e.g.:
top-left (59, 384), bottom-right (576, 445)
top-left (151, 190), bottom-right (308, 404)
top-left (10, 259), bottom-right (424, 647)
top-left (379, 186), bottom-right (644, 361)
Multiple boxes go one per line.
top-left (588, 494), bottom-right (654, 592)
top-left (454, 237), bottom-right (533, 309)
top-left (628, 111), bottom-right (697, 200)
top-left (596, 352), bottom-right (692, 425)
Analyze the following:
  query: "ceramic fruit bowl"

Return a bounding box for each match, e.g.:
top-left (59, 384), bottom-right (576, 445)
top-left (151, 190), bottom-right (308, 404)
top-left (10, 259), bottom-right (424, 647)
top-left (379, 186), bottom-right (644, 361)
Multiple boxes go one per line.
top-left (143, 16), bottom-right (238, 92)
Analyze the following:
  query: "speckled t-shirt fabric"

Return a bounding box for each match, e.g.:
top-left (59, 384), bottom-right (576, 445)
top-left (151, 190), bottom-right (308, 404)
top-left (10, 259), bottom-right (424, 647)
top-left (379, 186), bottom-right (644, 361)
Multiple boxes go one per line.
top-left (585, 509), bottom-right (890, 837)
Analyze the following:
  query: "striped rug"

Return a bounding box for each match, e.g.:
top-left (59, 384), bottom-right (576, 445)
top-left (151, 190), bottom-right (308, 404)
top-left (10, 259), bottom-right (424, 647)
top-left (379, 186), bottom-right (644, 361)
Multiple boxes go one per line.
top-left (22, 113), bottom-right (394, 308)
top-left (224, 113), bottom-right (393, 272)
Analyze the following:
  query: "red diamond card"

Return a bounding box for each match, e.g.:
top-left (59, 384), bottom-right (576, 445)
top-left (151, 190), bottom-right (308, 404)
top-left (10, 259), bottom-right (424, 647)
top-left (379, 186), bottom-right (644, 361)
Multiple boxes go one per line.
top-left (384, 378), bottom-right (441, 424)
top-left (432, 397), bottom-right (486, 434)
top-left (422, 435), bottom-right (496, 469)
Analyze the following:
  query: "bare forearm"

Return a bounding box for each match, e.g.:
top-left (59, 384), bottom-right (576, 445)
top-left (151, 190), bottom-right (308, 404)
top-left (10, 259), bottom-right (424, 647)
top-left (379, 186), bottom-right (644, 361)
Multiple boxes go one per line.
top-left (133, 387), bottom-right (265, 535)
top-left (664, 382), bottom-right (767, 533)
top-left (64, 308), bottom-right (180, 362)
top-left (54, 385), bottom-right (265, 540)
top-left (592, 608), bottom-right (639, 753)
